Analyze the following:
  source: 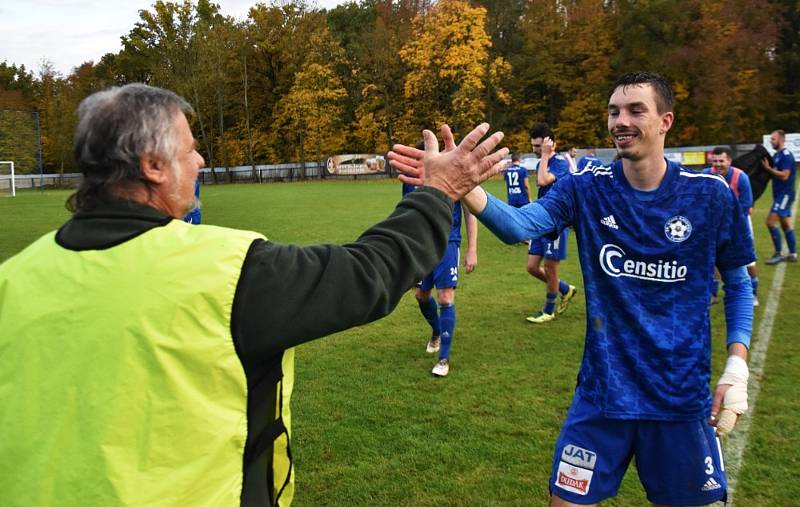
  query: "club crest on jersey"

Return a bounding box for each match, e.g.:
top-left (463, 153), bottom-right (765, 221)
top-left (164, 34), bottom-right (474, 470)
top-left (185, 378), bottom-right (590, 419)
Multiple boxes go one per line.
top-left (664, 215), bottom-right (692, 243)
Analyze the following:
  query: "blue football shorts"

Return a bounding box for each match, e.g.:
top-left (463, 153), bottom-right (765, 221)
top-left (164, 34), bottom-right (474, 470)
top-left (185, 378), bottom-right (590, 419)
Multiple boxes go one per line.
top-left (419, 242), bottom-right (460, 291)
top-left (549, 395), bottom-right (727, 506)
top-left (528, 229), bottom-right (569, 261)
top-left (771, 193), bottom-right (795, 217)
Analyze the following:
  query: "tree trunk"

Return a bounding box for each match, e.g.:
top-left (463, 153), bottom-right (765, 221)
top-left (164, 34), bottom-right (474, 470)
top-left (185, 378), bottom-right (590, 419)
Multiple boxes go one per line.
top-left (192, 82), bottom-right (217, 184)
top-left (298, 129), bottom-right (306, 183)
top-left (217, 87), bottom-right (230, 183)
top-left (242, 53), bottom-right (256, 182)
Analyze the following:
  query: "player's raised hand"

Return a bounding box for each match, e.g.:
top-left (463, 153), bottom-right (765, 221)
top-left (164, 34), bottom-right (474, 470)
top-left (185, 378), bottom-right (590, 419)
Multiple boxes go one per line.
top-left (541, 137), bottom-right (556, 159)
top-left (388, 123), bottom-right (508, 201)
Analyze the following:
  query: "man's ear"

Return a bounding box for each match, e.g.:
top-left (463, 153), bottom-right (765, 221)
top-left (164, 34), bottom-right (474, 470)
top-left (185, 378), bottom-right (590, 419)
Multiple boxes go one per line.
top-left (140, 155), bottom-right (169, 184)
top-left (659, 112), bottom-right (674, 135)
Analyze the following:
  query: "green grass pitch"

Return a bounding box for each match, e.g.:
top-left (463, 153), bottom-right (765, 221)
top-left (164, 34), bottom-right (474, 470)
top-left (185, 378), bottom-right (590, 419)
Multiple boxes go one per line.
top-left (0, 179), bottom-right (798, 506)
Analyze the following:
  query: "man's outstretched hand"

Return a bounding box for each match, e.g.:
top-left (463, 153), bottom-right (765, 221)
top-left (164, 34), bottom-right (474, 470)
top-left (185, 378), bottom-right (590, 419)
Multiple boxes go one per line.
top-left (388, 123), bottom-right (508, 201)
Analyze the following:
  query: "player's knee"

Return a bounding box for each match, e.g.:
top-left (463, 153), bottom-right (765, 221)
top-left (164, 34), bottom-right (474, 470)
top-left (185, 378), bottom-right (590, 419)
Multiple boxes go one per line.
top-left (437, 289), bottom-right (455, 305)
top-left (544, 261), bottom-right (560, 279)
top-left (550, 494), bottom-right (594, 507)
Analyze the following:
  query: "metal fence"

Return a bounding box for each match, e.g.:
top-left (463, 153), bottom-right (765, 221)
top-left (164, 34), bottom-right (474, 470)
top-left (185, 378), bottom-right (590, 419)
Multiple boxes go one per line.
top-left (198, 162), bottom-right (394, 184)
top-left (0, 143), bottom-right (769, 192)
top-left (0, 162), bottom-right (394, 192)
top-left (0, 173), bottom-right (82, 191)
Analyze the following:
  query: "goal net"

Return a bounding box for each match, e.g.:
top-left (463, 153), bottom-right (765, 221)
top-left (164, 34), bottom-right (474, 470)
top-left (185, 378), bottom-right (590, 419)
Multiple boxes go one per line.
top-left (0, 161), bottom-right (15, 197)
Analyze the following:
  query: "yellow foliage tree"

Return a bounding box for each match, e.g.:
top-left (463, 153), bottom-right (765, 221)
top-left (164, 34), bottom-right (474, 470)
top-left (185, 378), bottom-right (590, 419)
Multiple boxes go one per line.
top-left (275, 62), bottom-right (347, 175)
top-left (399, 0), bottom-right (509, 140)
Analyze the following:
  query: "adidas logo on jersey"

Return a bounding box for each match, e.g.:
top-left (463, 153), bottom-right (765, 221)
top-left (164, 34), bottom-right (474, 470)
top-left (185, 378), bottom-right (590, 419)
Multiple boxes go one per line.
top-left (600, 215), bottom-right (619, 230)
top-left (701, 478), bottom-right (721, 491)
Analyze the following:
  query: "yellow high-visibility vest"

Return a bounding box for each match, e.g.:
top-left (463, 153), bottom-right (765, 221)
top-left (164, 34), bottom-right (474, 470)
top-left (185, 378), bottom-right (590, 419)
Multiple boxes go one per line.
top-left (0, 220), bottom-right (295, 506)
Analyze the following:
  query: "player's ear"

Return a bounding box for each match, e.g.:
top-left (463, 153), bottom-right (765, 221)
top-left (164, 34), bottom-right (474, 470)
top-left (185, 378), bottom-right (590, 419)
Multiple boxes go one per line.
top-left (659, 111), bottom-right (674, 135)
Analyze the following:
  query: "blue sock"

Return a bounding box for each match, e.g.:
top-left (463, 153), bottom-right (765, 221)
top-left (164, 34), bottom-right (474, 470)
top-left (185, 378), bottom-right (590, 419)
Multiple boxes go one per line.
top-left (785, 229), bottom-right (796, 254)
top-left (751, 276), bottom-right (758, 296)
top-left (710, 279), bottom-right (719, 297)
top-left (544, 292), bottom-right (557, 315)
top-left (418, 298), bottom-right (440, 337)
top-left (770, 226), bottom-right (783, 254)
top-left (558, 280), bottom-right (570, 295)
top-left (438, 303), bottom-right (455, 360)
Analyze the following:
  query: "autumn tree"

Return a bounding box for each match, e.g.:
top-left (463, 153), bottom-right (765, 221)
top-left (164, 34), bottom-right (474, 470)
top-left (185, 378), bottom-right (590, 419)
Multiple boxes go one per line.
top-left (513, 0), bottom-right (615, 148)
top-left (274, 42), bottom-right (347, 176)
top-left (399, 0), bottom-right (509, 141)
top-left (670, 0), bottom-right (779, 144)
top-left (772, 0), bottom-right (800, 130)
top-left (0, 63), bottom-right (39, 174)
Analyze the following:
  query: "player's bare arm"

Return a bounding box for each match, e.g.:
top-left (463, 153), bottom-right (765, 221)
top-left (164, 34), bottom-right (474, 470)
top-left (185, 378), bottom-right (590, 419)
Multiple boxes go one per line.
top-left (524, 176), bottom-right (532, 204)
top-left (537, 137), bottom-right (557, 187)
top-left (463, 206), bottom-right (478, 273)
top-left (760, 158), bottom-right (790, 181)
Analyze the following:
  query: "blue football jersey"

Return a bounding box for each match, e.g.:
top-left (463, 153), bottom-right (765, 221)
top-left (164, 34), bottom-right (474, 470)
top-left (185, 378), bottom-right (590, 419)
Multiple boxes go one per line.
top-left (771, 148), bottom-right (796, 198)
top-left (536, 154), bottom-right (571, 199)
top-left (502, 164), bottom-right (530, 206)
top-left (403, 182), bottom-right (462, 243)
top-left (536, 160), bottom-right (755, 420)
top-left (182, 179), bottom-right (202, 224)
top-left (577, 155), bottom-right (603, 172)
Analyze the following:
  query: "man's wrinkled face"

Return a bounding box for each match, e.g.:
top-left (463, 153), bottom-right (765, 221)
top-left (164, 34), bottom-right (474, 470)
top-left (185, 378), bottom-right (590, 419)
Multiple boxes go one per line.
top-left (169, 112), bottom-right (205, 216)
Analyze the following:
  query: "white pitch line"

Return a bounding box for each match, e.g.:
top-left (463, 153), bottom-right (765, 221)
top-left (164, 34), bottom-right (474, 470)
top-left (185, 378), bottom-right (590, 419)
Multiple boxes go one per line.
top-left (724, 193), bottom-right (798, 507)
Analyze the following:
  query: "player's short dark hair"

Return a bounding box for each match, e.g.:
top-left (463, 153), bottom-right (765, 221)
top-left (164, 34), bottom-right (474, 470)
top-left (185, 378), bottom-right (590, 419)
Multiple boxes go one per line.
top-left (712, 146), bottom-right (732, 158)
top-left (774, 129), bottom-right (786, 139)
top-left (611, 72), bottom-right (675, 114)
top-left (511, 153), bottom-right (521, 162)
top-left (529, 122), bottom-right (553, 141)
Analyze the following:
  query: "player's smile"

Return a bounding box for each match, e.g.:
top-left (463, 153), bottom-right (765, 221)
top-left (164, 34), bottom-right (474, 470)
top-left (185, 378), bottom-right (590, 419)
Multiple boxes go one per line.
top-left (612, 130), bottom-right (639, 149)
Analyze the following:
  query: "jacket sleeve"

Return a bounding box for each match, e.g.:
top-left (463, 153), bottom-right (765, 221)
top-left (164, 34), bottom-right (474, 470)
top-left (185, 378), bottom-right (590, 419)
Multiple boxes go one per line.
top-left (231, 186), bottom-right (454, 362)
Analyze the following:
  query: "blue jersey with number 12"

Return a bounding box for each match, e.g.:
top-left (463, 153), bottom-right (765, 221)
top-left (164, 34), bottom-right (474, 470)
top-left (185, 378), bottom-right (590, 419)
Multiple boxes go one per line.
top-left (503, 164), bottom-right (529, 206)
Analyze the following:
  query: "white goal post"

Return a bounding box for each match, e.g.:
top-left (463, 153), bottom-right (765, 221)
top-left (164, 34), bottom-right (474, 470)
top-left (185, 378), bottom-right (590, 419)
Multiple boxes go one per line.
top-left (0, 161), bottom-right (15, 197)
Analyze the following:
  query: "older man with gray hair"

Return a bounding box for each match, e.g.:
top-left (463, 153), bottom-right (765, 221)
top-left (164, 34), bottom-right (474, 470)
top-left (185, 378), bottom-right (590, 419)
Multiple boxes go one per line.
top-left (0, 83), bottom-right (508, 506)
